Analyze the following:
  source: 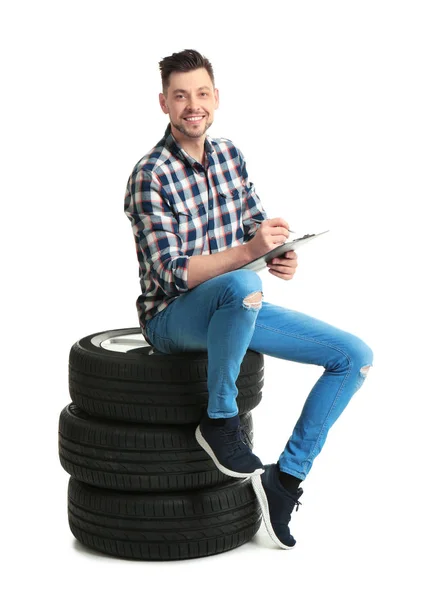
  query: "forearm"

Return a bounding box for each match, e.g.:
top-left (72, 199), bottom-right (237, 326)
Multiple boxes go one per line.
top-left (187, 244), bottom-right (253, 289)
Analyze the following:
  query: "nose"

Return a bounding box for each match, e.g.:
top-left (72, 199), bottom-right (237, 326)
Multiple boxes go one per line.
top-left (186, 96), bottom-right (201, 112)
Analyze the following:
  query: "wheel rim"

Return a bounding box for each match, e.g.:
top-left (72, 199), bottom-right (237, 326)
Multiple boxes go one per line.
top-left (90, 330), bottom-right (165, 355)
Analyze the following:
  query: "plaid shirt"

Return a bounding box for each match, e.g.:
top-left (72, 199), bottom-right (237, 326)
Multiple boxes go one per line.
top-left (124, 124), bottom-right (268, 341)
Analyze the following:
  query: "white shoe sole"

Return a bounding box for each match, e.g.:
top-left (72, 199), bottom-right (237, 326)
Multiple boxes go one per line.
top-left (251, 474), bottom-right (295, 550)
top-left (195, 426), bottom-right (264, 478)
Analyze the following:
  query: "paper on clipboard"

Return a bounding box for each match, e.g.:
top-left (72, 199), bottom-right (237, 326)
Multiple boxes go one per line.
top-left (239, 230), bottom-right (330, 272)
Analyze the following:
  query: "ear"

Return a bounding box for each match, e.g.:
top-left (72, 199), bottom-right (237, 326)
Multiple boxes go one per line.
top-left (214, 88), bottom-right (220, 110)
top-left (159, 92), bottom-right (169, 115)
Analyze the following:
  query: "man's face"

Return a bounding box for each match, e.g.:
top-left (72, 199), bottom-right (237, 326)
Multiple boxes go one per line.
top-left (159, 68), bottom-right (219, 139)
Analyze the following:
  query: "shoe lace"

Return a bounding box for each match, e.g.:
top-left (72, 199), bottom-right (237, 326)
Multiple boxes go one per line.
top-left (240, 424), bottom-right (253, 446)
top-left (290, 488), bottom-right (303, 512)
top-left (221, 424), bottom-right (252, 454)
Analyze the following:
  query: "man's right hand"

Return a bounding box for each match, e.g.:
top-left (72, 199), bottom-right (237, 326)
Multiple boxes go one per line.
top-left (245, 218), bottom-right (290, 261)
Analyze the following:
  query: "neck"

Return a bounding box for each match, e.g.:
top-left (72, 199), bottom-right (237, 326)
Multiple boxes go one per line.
top-left (171, 125), bottom-right (206, 165)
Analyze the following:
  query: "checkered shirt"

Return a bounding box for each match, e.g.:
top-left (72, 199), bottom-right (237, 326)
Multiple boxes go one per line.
top-left (124, 124), bottom-right (268, 341)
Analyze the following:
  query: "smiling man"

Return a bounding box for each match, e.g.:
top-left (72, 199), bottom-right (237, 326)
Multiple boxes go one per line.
top-left (159, 69), bottom-right (218, 160)
top-left (124, 49), bottom-right (373, 550)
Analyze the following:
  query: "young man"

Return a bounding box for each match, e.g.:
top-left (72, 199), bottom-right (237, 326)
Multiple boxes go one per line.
top-left (124, 49), bottom-right (373, 549)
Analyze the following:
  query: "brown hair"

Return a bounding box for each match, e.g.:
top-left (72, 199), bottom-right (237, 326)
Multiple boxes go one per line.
top-left (159, 49), bottom-right (215, 94)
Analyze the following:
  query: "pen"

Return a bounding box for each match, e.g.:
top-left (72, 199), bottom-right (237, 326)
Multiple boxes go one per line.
top-left (252, 218), bottom-right (295, 234)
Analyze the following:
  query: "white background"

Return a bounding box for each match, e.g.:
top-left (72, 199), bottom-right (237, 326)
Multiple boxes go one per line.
top-left (2, 0), bottom-right (423, 598)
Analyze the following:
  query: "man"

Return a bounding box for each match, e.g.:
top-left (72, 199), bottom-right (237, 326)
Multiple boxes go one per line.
top-left (124, 49), bottom-right (373, 549)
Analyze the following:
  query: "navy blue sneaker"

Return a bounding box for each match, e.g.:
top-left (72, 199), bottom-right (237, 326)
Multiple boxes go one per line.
top-left (251, 463), bottom-right (303, 549)
top-left (195, 413), bottom-right (264, 478)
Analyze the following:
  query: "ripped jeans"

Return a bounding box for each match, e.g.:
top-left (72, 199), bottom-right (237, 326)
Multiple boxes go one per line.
top-left (145, 270), bottom-right (373, 480)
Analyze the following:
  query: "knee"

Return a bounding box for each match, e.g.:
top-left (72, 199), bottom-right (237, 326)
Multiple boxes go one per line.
top-left (349, 336), bottom-right (374, 377)
top-left (243, 290), bottom-right (263, 310)
top-left (221, 270), bottom-right (263, 300)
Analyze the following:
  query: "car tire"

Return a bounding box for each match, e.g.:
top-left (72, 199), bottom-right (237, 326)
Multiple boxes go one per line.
top-left (69, 328), bottom-right (264, 424)
top-left (59, 403), bottom-right (255, 492)
top-left (68, 476), bottom-right (261, 560)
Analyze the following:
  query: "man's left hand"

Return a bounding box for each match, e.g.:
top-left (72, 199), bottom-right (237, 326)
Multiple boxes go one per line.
top-left (267, 251), bottom-right (298, 280)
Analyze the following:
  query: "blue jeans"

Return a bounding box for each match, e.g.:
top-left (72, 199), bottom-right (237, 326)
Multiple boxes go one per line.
top-left (145, 270), bottom-right (373, 480)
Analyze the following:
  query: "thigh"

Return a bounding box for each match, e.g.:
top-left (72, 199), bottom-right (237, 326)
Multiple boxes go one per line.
top-left (145, 272), bottom-right (238, 353)
top-left (146, 295), bottom-right (207, 354)
top-left (146, 269), bottom-right (263, 354)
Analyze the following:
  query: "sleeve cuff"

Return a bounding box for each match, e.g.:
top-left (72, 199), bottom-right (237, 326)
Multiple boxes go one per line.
top-left (171, 255), bottom-right (190, 293)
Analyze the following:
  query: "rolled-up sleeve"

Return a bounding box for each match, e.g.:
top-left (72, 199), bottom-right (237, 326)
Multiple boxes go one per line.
top-left (238, 150), bottom-right (268, 242)
top-left (124, 168), bottom-right (190, 296)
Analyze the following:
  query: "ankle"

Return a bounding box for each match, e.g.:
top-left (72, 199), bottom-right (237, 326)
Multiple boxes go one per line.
top-left (278, 469), bottom-right (302, 494)
top-left (203, 414), bottom-right (240, 427)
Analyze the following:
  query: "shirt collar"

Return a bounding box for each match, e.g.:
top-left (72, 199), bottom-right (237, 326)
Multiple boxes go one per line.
top-left (163, 123), bottom-right (215, 168)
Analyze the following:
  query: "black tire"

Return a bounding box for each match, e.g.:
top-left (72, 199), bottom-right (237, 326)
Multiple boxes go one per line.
top-left (59, 403), bottom-right (255, 492)
top-left (69, 328), bottom-right (264, 424)
top-left (68, 477), bottom-right (261, 561)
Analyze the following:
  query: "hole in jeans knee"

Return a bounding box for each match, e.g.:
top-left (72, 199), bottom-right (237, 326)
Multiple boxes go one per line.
top-left (360, 365), bottom-right (371, 377)
top-left (242, 290), bottom-right (263, 310)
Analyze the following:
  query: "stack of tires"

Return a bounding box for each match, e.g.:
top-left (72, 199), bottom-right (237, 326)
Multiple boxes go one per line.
top-left (58, 328), bottom-right (265, 561)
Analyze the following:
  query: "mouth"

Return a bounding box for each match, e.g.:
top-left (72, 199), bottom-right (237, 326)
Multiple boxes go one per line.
top-left (183, 115), bottom-right (205, 123)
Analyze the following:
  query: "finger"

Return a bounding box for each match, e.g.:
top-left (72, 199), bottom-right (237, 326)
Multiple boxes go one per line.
top-left (269, 265), bottom-right (296, 275)
top-left (268, 226), bottom-right (289, 237)
top-left (277, 253), bottom-right (297, 262)
top-left (269, 217), bottom-right (290, 229)
top-left (270, 257), bottom-right (298, 267)
top-left (268, 269), bottom-right (294, 280)
top-left (268, 226), bottom-right (290, 240)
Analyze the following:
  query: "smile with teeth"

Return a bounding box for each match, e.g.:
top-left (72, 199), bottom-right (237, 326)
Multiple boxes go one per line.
top-left (184, 115), bottom-right (205, 122)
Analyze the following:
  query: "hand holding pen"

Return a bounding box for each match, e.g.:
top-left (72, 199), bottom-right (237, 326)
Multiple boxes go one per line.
top-left (252, 218), bottom-right (295, 234)
top-left (246, 217), bottom-right (298, 278)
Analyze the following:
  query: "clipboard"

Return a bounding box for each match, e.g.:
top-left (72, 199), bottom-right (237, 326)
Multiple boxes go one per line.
top-left (239, 230), bottom-right (330, 272)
